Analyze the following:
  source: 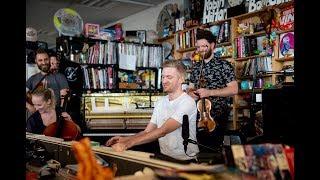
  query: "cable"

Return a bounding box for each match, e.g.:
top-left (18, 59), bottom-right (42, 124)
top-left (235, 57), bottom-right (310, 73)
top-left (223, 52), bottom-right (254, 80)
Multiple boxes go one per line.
top-left (184, 139), bottom-right (222, 158)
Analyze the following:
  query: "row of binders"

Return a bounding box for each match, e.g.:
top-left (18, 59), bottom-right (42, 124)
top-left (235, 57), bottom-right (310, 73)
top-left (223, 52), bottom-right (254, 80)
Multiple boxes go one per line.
top-left (81, 66), bottom-right (117, 90)
top-left (79, 42), bottom-right (163, 69)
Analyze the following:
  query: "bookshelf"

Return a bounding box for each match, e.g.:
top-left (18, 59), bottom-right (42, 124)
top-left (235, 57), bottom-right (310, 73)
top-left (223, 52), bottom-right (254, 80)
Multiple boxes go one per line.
top-left (155, 1), bottom-right (294, 131)
top-left (231, 1), bottom-right (294, 131)
top-left (57, 36), bottom-right (165, 132)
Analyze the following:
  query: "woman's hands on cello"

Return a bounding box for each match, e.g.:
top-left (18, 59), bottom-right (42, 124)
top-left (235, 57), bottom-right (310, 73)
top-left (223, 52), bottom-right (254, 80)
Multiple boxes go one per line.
top-left (61, 112), bottom-right (72, 121)
top-left (61, 112), bottom-right (81, 132)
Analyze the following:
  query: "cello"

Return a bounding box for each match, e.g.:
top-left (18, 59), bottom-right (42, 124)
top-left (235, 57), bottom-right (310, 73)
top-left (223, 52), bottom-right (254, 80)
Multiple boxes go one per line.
top-left (43, 91), bottom-right (80, 141)
top-left (195, 51), bottom-right (216, 133)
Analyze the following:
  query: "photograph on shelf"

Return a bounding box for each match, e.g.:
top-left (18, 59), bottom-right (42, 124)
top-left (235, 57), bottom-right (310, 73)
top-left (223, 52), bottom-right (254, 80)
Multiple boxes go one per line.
top-left (85, 23), bottom-right (100, 39)
top-left (137, 30), bottom-right (146, 43)
top-left (256, 35), bottom-right (267, 55)
top-left (279, 32), bottom-right (294, 58)
top-left (214, 46), bottom-right (233, 58)
top-left (125, 30), bottom-right (146, 44)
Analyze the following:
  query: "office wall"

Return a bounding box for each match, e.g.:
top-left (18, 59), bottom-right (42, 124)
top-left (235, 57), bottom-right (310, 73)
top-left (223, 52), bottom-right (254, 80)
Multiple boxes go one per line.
top-left (103, 0), bottom-right (183, 32)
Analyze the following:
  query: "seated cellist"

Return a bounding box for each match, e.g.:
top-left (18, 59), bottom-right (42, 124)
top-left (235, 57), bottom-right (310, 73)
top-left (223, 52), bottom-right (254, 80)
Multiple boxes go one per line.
top-left (26, 87), bottom-right (81, 137)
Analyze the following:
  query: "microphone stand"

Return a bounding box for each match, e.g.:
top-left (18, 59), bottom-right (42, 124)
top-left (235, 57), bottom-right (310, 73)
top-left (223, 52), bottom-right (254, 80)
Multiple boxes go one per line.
top-left (186, 139), bottom-right (221, 153)
top-left (248, 58), bottom-right (257, 137)
top-left (185, 139), bottom-right (226, 164)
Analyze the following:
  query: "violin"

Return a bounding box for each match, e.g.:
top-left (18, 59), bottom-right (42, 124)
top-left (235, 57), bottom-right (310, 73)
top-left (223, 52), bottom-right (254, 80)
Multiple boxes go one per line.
top-left (197, 98), bottom-right (216, 132)
top-left (43, 91), bottom-right (80, 141)
top-left (195, 51), bottom-right (216, 133)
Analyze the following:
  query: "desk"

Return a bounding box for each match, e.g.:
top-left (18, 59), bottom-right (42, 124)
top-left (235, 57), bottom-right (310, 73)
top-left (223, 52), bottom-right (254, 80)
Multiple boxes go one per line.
top-left (26, 133), bottom-right (228, 177)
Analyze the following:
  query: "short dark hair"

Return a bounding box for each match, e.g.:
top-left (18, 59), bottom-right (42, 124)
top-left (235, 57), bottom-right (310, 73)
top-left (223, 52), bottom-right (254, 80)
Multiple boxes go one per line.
top-left (35, 48), bottom-right (48, 56)
top-left (47, 49), bottom-right (57, 58)
top-left (196, 29), bottom-right (216, 44)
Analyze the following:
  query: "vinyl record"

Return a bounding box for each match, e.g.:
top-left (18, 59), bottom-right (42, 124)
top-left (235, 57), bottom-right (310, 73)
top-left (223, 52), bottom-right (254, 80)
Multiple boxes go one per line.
top-left (53, 8), bottom-right (83, 36)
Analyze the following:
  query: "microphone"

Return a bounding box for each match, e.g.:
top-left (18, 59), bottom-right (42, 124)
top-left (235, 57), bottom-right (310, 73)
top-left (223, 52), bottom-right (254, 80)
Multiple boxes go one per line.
top-left (182, 115), bottom-right (189, 153)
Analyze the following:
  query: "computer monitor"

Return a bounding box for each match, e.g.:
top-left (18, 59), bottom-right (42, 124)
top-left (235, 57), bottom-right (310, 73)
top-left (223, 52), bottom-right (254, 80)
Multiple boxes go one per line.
top-left (262, 85), bottom-right (296, 145)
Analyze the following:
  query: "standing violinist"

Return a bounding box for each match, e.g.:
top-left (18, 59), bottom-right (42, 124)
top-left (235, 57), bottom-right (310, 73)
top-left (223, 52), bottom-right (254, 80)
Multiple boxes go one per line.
top-left (26, 88), bottom-right (80, 135)
top-left (26, 49), bottom-right (69, 114)
top-left (187, 29), bottom-right (238, 153)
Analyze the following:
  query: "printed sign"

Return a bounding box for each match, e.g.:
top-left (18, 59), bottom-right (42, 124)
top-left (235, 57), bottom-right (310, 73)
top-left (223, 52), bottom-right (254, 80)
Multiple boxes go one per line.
top-left (203, 0), bottom-right (228, 24)
top-left (248, 0), bottom-right (292, 13)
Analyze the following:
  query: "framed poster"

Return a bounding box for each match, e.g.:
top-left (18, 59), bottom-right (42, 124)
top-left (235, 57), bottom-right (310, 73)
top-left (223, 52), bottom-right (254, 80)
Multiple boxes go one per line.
top-left (279, 32), bottom-right (294, 58)
top-left (85, 23), bottom-right (100, 38)
top-left (137, 30), bottom-right (146, 43)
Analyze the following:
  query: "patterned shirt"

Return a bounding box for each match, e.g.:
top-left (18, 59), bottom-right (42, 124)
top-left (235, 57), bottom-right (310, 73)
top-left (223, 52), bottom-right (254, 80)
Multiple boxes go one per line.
top-left (190, 58), bottom-right (235, 119)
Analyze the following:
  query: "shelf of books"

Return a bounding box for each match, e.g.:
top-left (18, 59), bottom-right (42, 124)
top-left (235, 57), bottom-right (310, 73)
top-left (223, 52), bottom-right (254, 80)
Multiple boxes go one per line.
top-left (231, 1), bottom-right (294, 130)
top-left (155, 0), bottom-right (294, 130)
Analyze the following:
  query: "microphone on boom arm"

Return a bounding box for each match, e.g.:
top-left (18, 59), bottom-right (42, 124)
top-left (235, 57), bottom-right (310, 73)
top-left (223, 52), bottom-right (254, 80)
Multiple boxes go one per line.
top-left (182, 115), bottom-right (189, 153)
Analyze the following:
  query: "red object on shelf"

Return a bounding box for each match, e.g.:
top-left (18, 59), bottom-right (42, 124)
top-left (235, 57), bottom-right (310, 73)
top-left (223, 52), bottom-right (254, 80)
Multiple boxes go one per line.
top-left (284, 145), bottom-right (294, 179)
top-left (26, 172), bottom-right (38, 180)
top-left (115, 23), bottom-right (124, 41)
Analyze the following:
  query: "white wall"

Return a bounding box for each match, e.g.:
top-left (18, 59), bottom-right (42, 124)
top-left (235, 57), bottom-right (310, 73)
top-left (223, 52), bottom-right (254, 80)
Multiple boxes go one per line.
top-left (103, 0), bottom-right (183, 32)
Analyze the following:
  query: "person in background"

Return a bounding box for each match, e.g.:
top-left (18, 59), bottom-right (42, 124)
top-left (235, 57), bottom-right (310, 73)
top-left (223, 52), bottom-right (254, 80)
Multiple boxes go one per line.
top-left (106, 60), bottom-right (199, 161)
top-left (187, 29), bottom-right (238, 153)
top-left (49, 52), bottom-right (60, 74)
top-left (26, 49), bottom-right (69, 113)
top-left (26, 88), bottom-right (80, 134)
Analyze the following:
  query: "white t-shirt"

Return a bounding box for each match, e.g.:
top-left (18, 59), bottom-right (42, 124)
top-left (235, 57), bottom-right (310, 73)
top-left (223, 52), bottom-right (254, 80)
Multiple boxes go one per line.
top-left (150, 92), bottom-right (199, 160)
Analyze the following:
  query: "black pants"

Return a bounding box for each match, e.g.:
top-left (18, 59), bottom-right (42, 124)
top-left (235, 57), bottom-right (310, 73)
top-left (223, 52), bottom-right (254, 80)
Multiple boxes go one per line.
top-left (68, 94), bottom-right (86, 132)
top-left (196, 111), bottom-right (229, 153)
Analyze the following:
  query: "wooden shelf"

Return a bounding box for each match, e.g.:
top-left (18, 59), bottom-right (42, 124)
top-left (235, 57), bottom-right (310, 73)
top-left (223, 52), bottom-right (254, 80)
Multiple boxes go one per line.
top-left (234, 54), bottom-right (269, 61)
top-left (230, 1), bottom-right (294, 131)
top-left (208, 18), bottom-right (231, 26)
top-left (219, 55), bottom-right (233, 59)
top-left (157, 34), bottom-right (174, 43)
top-left (237, 74), bottom-right (272, 80)
top-left (175, 25), bottom-right (199, 34)
top-left (236, 31), bottom-right (266, 38)
top-left (238, 88), bottom-right (263, 94)
top-left (236, 27), bottom-right (293, 39)
top-left (276, 28), bottom-right (294, 35)
top-left (176, 47), bottom-right (196, 53)
top-left (216, 41), bottom-right (232, 47)
top-left (275, 56), bottom-right (294, 62)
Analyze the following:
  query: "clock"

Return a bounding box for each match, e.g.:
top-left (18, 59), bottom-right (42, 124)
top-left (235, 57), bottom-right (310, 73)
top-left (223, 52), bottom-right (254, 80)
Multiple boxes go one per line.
top-left (228, 0), bottom-right (243, 7)
top-left (156, 4), bottom-right (175, 37)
